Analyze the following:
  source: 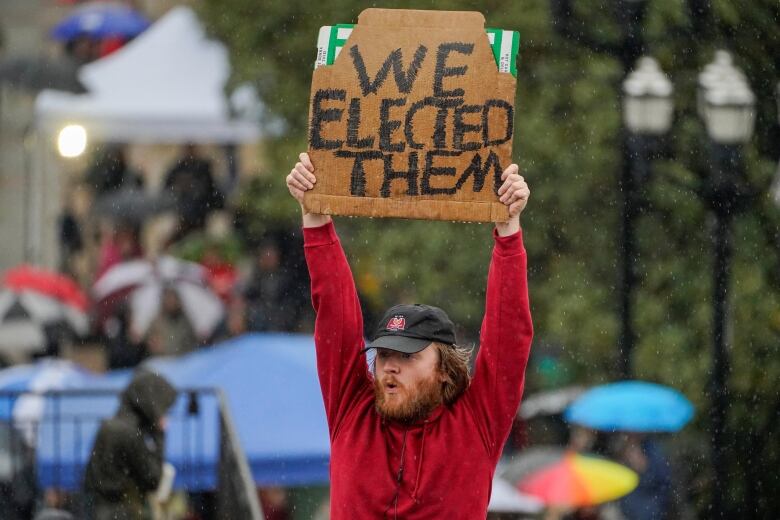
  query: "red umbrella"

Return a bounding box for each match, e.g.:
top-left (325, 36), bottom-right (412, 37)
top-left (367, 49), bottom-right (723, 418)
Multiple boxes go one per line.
top-left (0, 266), bottom-right (90, 355)
top-left (3, 265), bottom-right (88, 312)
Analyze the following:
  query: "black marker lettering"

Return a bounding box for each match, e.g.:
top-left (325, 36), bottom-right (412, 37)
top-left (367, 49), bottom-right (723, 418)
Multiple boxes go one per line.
top-left (335, 150), bottom-right (384, 196)
top-left (453, 104), bottom-right (483, 151)
top-left (453, 151), bottom-right (502, 193)
top-left (482, 99), bottom-right (514, 146)
top-left (421, 150), bottom-right (462, 195)
top-left (379, 98), bottom-right (407, 152)
top-left (346, 98), bottom-right (375, 148)
top-left (433, 42), bottom-right (474, 98)
top-left (309, 89), bottom-right (346, 150)
top-left (350, 45), bottom-right (428, 96)
top-left (380, 152), bottom-right (419, 197)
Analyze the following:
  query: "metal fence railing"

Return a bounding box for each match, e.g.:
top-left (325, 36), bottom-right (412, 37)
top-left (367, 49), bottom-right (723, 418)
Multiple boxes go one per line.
top-left (215, 391), bottom-right (263, 520)
top-left (0, 388), bottom-right (263, 520)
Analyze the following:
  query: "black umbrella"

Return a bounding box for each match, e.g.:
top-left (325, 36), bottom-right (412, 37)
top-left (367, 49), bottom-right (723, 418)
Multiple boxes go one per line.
top-left (518, 386), bottom-right (584, 420)
top-left (92, 188), bottom-right (176, 223)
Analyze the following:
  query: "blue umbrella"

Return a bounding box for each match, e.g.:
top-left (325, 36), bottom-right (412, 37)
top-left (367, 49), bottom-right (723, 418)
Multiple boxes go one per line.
top-left (51, 2), bottom-right (150, 41)
top-left (564, 381), bottom-right (694, 432)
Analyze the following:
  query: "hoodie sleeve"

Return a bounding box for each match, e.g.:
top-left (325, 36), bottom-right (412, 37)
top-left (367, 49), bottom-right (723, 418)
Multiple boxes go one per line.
top-left (464, 227), bottom-right (533, 460)
top-left (304, 221), bottom-right (370, 438)
top-left (120, 426), bottom-right (164, 493)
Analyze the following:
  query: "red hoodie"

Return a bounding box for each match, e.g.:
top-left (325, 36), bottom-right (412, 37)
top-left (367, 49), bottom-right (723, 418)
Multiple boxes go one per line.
top-left (304, 221), bottom-right (532, 519)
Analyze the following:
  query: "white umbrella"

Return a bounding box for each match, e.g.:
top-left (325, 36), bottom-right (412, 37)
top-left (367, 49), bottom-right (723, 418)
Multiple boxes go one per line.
top-left (489, 476), bottom-right (544, 514)
top-left (93, 256), bottom-right (224, 339)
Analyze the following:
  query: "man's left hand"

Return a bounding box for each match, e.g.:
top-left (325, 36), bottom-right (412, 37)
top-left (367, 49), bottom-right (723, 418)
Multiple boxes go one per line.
top-left (495, 164), bottom-right (529, 236)
top-left (497, 164), bottom-right (530, 218)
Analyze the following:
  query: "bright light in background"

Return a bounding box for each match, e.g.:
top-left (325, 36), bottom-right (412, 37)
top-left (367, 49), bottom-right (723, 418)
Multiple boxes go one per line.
top-left (57, 125), bottom-right (87, 158)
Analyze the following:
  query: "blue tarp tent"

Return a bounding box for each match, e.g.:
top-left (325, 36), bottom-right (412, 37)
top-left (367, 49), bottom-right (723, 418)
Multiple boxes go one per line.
top-left (151, 333), bottom-right (331, 487)
top-left (0, 333), bottom-right (330, 490)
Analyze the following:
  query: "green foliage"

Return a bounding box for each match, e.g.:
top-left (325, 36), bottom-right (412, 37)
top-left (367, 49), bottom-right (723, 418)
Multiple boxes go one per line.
top-left (202, 0), bottom-right (780, 515)
top-left (169, 231), bottom-right (244, 264)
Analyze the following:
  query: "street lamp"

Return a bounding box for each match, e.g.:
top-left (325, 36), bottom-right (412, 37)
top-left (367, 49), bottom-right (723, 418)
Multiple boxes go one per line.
top-left (623, 57), bottom-right (675, 135)
top-left (698, 49), bottom-right (755, 517)
top-left (617, 57), bottom-right (674, 378)
top-left (57, 124), bottom-right (87, 158)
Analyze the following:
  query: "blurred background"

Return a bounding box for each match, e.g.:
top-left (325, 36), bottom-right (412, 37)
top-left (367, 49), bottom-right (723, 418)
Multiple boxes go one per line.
top-left (0, 0), bottom-right (778, 518)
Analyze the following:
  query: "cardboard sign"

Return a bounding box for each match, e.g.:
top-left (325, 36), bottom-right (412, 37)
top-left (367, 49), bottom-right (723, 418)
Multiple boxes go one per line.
top-left (305, 9), bottom-right (518, 222)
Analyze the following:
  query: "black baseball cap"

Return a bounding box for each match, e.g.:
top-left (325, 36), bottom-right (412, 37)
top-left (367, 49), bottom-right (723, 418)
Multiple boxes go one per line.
top-left (364, 304), bottom-right (457, 354)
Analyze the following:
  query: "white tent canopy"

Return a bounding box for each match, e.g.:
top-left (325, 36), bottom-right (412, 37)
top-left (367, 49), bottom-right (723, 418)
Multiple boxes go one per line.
top-left (34, 6), bottom-right (260, 143)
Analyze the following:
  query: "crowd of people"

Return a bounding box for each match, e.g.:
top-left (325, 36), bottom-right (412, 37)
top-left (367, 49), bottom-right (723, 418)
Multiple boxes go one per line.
top-left (9, 143), bottom-right (316, 519)
top-left (55, 142), bottom-right (312, 374)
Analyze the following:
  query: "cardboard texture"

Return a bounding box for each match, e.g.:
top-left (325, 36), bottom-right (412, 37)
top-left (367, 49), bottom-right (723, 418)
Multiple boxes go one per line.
top-left (306, 8), bottom-right (517, 222)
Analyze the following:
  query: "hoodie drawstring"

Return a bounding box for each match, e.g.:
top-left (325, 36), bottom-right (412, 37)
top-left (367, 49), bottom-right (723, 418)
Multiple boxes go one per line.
top-left (411, 422), bottom-right (428, 502)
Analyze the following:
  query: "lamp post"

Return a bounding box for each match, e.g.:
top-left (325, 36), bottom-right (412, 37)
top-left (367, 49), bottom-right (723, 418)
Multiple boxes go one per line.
top-left (771, 82), bottom-right (780, 208)
top-left (618, 57), bottom-right (674, 378)
top-left (698, 50), bottom-right (755, 517)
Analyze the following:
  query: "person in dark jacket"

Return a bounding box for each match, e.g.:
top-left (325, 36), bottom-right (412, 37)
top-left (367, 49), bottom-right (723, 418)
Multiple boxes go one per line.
top-left (85, 144), bottom-right (143, 197)
top-left (84, 371), bottom-right (177, 520)
top-left (163, 144), bottom-right (224, 245)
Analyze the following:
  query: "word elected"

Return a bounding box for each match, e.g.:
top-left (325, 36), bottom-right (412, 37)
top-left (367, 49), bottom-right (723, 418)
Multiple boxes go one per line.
top-left (309, 42), bottom-right (514, 198)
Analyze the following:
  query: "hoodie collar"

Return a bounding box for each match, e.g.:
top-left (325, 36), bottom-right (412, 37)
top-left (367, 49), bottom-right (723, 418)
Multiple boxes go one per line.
top-left (382, 403), bottom-right (446, 429)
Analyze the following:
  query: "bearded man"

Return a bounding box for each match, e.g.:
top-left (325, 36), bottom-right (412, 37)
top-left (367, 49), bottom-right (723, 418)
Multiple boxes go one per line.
top-left (287, 152), bottom-right (532, 519)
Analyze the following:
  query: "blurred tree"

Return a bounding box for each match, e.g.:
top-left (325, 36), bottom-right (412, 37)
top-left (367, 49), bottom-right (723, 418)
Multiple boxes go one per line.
top-left (202, 0), bottom-right (780, 515)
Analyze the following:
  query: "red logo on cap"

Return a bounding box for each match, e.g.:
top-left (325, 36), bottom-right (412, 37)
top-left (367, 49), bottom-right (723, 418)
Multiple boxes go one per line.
top-left (386, 316), bottom-right (406, 331)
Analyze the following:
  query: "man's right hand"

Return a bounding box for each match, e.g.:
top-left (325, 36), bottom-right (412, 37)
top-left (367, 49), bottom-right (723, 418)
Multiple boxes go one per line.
top-left (287, 152), bottom-right (331, 227)
top-left (287, 152), bottom-right (317, 205)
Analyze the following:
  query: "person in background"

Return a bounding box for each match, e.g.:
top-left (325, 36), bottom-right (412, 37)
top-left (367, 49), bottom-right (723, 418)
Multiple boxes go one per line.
top-left (146, 287), bottom-right (198, 357)
top-left (85, 144), bottom-right (143, 198)
top-left (163, 144), bottom-right (224, 245)
top-left (58, 211), bottom-right (82, 276)
top-left (84, 370), bottom-right (177, 520)
top-left (241, 238), bottom-right (297, 333)
top-left (63, 34), bottom-right (99, 65)
top-left (200, 244), bottom-right (238, 303)
top-left (258, 487), bottom-right (292, 520)
top-left (104, 302), bottom-right (148, 369)
top-left (615, 433), bottom-right (673, 520)
top-left (96, 220), bottom-right (144, 280)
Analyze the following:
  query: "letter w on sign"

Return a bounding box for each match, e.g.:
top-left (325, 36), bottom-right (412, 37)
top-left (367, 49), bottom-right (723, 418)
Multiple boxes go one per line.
top-left (306, 8), bottom-right (519, 223)
top-left (350, 45), bottom-right (429, 96)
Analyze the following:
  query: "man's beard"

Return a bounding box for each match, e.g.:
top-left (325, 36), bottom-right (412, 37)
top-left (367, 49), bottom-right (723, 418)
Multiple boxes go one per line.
top-left (374, 373), bottom-right (443, 424)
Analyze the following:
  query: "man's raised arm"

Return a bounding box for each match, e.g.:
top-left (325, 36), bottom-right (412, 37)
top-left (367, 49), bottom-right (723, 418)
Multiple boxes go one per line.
top-left (288, 153), bottom-right (369, 436)
top-left (466, 164), bottom-right (533, 460)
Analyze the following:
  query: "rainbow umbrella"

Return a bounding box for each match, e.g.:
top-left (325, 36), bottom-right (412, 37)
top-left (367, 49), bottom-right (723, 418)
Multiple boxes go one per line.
top-left (517, 451), bottom-right (638, 507)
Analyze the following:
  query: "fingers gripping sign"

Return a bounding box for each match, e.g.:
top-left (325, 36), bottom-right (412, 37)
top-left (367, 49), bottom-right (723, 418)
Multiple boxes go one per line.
top-left (497, 163), bottom-right (529, 217)
top-left (287, 152), bottom-right (318, 205)
top-left (494, 163), bottom-right (529, 237)
top-left (287, 153), bottom-right (332, 227)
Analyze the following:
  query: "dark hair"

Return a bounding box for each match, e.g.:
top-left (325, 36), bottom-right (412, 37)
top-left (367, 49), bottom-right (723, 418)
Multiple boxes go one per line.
top-left (434, 342), bottom-right (472, 405)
